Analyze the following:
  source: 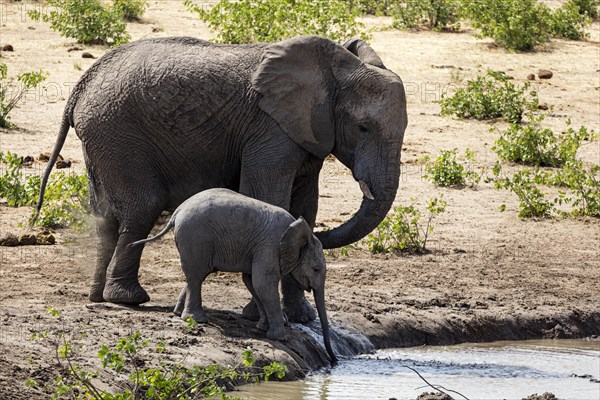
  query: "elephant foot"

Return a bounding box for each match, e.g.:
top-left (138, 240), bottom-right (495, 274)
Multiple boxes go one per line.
top-left (266, 325), bottom-right (287, 341)
top-left (256, 319), bottom-right (269, 332)
top-left (181, 309), bottom-right (208, 324)
top-left (242, 299), bottom-right (261, 321)
top-left (89, 284), bottom-right (106, 303)
top-left (283, 298), bottom-right (316, 323)
top-left (103, 280), bottom-right (150, 305)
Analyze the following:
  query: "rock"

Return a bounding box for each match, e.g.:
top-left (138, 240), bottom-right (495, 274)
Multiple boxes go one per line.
top-left (56, 159), bottom-right (72, 169)
top-left (22, 155), bottom-right (34, 166)
top-left (82, 52), bottom-right (96, 59)
top-left (38, 152), bottom-right (63, 162)
top-left (527, 73), bottom-right (536, 80)
top-left (36, 231), bottom-right (56, 245)
top-left (2, 44), bottom-right (14, 52)
top-left (416, 392), bottom-right (454, 400)
top-left (19, 234), bottom-right (37, 246)
top-left (538, 103), bottom-right (549, 110)
top-left (0, 233), bottom-right (20, 247)
top-left (67, 46), bottom-right (83, 52)
top-left (522, 392), bottom-right (559, 400)
top-left (538, 69), bottom-right (553, 79)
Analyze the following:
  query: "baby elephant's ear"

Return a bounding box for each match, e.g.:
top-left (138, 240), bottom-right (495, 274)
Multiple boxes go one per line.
top-left (280, 217), bottom-right (312, 275)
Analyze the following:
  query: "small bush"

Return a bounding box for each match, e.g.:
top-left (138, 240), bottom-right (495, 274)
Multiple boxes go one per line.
top-left (364, 196), bottom-right (446, 254)
top-left (423, 148), bottom-right (480, 187)
top-left (113, 0), bottom-right (147, 20)
top-left (28, 0), bottom-right (130, 46)
top-left (570, 0), bottom-right (600, 18)
top-left (352, 0), bottom-right (395, 16)
top-left (550, 1), bottom-right (591, 40)
top-left (184, 0), bottom-right (368, 44)
top-left (29, 310), bottom-right (287, 399)
top-left (439, 69), bottom-right (538, 123)
top-left (460, 0), bottom-right (552, 51)
top-left (0, 151), bottom-right (91, 230)
top-left (0, 64), bottom-right (47, 128)
top-left (492, 115), bottom-right (595, 168)
top-left (392, 0), bottom-right (461, 31)
top-left (492, 165), bottom-right (554, 218)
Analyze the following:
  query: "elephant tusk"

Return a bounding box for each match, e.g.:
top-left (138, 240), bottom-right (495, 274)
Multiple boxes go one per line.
top-left (359, 180), bottom-right (375, 200)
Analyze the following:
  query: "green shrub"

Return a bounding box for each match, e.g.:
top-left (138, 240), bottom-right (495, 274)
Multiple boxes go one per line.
top-left (423, 148), bottom-right (480, 187)
top-left (492, 115), bottom-right (595, 168)
top-left (364, 196), bottom-right (446, 254)
top-left (439, 69), bottom-right (538, 123)
top-left (352, 0), bottom-right (395, 16)
top-left (570, 0), bottom-right (600, 18)
top-left (29, 310), bottom-right (287, 399)
top-left (113, 0), bottom-right (147, 20)
top-left (0, 151), bottom-right (91, 230)
top-left (550, 1), bottom-right (591, 40)
top-left (28, 0), bottom-right (130, 46)
top-left (0, 64), bottom-right (47, 128)
top-left (460, 0), bottom-right (552, 51)
top-left (492, 165), bottom-right (554, 218)
top-left (184, 0), bottom-right (368, 44)
top-left (392, 0), bottom-right (461, 31)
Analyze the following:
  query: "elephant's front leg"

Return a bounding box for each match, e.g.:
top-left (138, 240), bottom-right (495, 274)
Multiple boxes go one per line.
top-left (252, 271), bottom-right (287, 341)
top-left (282, 168), bottom-right (322, 322)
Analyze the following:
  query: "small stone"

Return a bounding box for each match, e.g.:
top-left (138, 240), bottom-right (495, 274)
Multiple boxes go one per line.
top-left (538, 69), bottom-right (553, 79)
top-left (38, 152), bottom-right (63, 162)
top-left (19, 234), bottom-right (37, 246)
top-left (538, 103), bottom-right (549, 110)
top-left (0, 233), bottom-right (20, 247)
top-left (2, 44), bottom-right (14, 52)
top-left (56, 159), bottom-right (72, 169)
top-left (82, 52), bottom-right (96, 59)
top-left (22, 155), bottom-right (34, 166)
top-left (67, 46), bottom-right (83, 52)
top-left (527, 73), bottom-right (536, 80)
top-left (36, 231), bottom-right (56, 245)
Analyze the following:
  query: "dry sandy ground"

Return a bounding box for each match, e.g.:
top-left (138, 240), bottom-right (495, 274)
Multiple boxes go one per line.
top-left (0, 1), bottom-right (599, 398)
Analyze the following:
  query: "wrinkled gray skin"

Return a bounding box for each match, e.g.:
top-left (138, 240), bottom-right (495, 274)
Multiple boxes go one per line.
top-left (35, 35), bottom-right (407, 323)
top-left (129, 188), bottom-right (337, 363)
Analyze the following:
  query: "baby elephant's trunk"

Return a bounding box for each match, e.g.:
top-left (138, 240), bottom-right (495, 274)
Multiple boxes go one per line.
top-left (314, 288), bottom-right (337, 365)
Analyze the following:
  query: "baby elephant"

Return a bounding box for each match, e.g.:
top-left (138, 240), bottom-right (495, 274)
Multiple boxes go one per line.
top-left (130, 188), bottom-right (336, 362)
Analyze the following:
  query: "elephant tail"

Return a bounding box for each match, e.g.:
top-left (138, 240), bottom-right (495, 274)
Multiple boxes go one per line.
top-left (128, 212), bottom-right (178, 248)
top-left (31, 109), bottom-right (72, 227)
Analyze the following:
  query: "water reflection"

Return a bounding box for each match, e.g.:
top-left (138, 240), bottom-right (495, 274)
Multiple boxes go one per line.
top-left (237, 340), bottom-right (600, 400)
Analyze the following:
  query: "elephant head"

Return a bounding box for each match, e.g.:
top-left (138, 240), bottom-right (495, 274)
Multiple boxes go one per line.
top-left (252, 35), bottom-right (407, 249)
top-left (280, 217), bottom-right (337, 364)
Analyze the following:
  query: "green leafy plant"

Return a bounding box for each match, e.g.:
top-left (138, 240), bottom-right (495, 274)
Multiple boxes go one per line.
top-left (423, 148), bottom-right (480, 187)
top-left (569, 0), bottom-right (600, 18)
top-left (440, 69), bottom-right (538, 123)
top-left (364, 196), bottom-right (447, 254)
top-left (459, 0), bottom-right (553, 51)
top-left (0, 151), bottom-right (91, 229)
top-left (352, 0), bottom-right (395, 16)
top-left (550, 1), bottom-right (591, 40)
top-left (392, 0), bottom-right (461, 31)
top-left (29, 310), bottom-right (288, 399)
top-left (28, 0), bottom-right (130, 46)
top-left (0, 64), bottom-right (48, 128)
top-left (113, 0), bottom-right (147, 20)
top-left (492, 115), bottom-right (595, 168)
top-left (184, 0), bottom-right (368, 44)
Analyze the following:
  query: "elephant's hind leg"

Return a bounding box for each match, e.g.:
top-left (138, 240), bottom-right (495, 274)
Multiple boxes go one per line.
top-left (89, 215), bottom-right (119, 302)
top-left (179, 253), bottom-right (211, 323)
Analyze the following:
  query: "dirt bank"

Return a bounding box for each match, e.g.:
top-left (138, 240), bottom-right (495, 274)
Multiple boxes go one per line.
top-left (1, 1), bottom-right (599, 398)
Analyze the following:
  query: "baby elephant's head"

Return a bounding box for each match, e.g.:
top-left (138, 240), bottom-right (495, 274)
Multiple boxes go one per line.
top-left (280, 217), bottom-right (326, 292)
top-left (280, 216), bottom-right (337, 364)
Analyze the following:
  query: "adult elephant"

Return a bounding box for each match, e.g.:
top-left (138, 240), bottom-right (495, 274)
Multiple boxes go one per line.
top-left (36, 35), bottom-right (407, 322)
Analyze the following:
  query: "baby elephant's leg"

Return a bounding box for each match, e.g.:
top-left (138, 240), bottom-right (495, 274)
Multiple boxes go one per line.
top-left (252, 270), bottom-right (286, 341)
top-left (242, 273), bottom-right (268, 331)
top-left (173, 285), bottom-right (186, 316)
top-left (179, 254), bottom-right (210, 323)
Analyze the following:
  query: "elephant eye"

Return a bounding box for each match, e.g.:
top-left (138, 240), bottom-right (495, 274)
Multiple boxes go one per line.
top-left (358, 124), bottom-right (369, 133)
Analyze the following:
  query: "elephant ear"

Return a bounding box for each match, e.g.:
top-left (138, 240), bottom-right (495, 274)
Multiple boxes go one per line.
top-left (280, 216), bottom-right (312, 276)
top-left (342, 38), bottom-right (386, 69)
top-left (252, 36), bottom-right (361, 159)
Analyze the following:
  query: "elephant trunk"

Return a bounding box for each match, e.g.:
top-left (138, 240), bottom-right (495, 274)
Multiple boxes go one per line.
top-left (314, 288), bottom-right (337, 365)
top-left (316, 163), bottom-right (400, 249)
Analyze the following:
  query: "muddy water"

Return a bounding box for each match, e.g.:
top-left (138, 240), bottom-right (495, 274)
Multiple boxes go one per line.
top-left (237, 340), bottom-right (600, 400)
